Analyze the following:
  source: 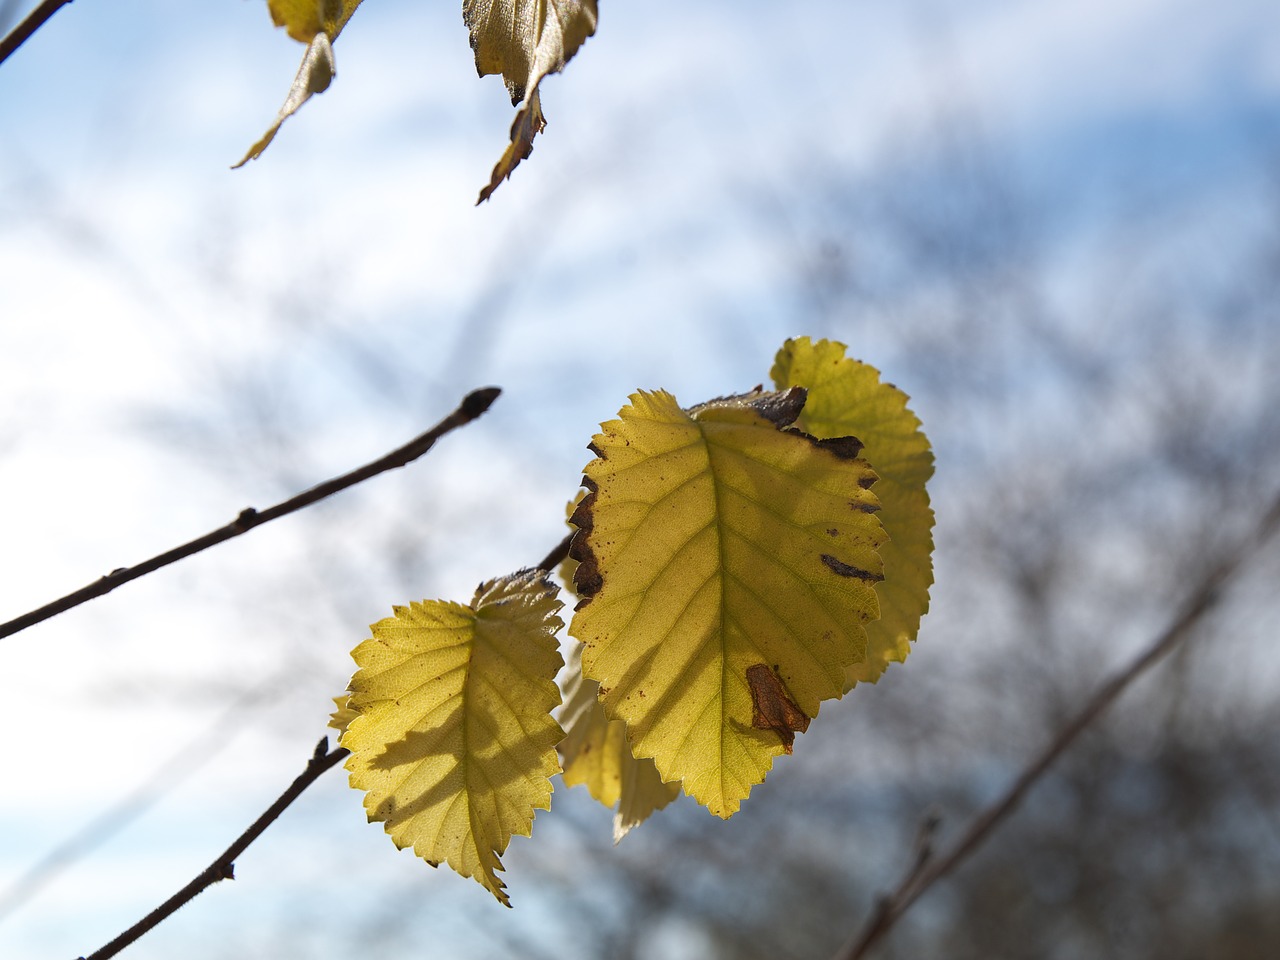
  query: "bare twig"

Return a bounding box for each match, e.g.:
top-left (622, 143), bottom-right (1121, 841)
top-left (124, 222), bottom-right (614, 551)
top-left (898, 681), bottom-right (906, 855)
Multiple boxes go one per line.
top-left (837, 489), bottom-right (1280, 960)
top-left (0, 0), bottom-right (71, 67)
top-left (536, 531), bottom-right (573, 574)
top-left (0, 387), bottom-right (502, 641)
top-left (77, 738), bottom-right (350, 960)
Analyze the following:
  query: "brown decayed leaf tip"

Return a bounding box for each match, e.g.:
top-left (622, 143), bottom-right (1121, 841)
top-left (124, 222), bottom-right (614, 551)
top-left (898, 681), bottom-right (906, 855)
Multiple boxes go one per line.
top-left (746, 664), bottom-right (811, 754)
top-left (569, 478), bottom-right (602, 604)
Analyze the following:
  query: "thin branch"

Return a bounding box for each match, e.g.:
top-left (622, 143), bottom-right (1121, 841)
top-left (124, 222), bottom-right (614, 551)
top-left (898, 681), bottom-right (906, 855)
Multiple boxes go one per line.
top-left (837, 488), bottom-right (1280, 960)
top-left (536, 531), bottom-right (573, 574)
top-left (78, 738), bottom-right (350, 960)
top-left (0, 387), bottom-right (502, 641)
top-left (0, 0), bottom-right (71, 67)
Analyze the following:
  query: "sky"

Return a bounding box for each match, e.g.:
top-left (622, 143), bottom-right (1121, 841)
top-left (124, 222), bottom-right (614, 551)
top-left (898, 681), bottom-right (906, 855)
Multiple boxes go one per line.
top-left (1, 1), bottom-right (1279, 958)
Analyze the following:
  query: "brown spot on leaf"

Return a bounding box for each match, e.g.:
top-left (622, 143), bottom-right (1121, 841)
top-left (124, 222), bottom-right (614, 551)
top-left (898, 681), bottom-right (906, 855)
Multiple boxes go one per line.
top-left (849, 500), bottom-right (881, 513)
top-left (746, 663), bottom-right (810, 754)
top-left (827, 528), bottom-right (839, 537)
top-left (807, 434), bottom-right (865, 460)
top-left (686, 387), bottom-right (807, 428)
top-left (820, 553), bottom-right (884, 582)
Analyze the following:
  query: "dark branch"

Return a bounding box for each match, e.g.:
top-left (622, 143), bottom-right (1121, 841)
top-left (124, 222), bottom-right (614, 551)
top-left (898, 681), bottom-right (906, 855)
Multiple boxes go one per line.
top-left (78, 738), bottom-right (350, 960)
top-left (535, 531), bottom-right (574, 573)
top-left (0, 387), bottom-right (502, 641)
top-left (0, 0), bottom-right (72, 68)
top-left (836, 488), bottom-right (1280, 960)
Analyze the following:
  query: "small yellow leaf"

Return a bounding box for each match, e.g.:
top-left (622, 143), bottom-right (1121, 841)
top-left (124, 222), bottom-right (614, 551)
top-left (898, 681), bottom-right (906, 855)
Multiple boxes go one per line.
top-left (329, 694), bottom-right (358, 737)
top-left (559, 643), bottom-right (680, 842)
top-left (236, 0), bottom-right (363, 167)
top-left (772, 337), bottom-right (935, 688)
top-left (463, 0), bottom-right (597, 105)
top-left (268, 0), bottom-right (362, 43)
top-left (477, 89), bottom-right (546, 205)
top-left (568, 389), bottom-right (885, 817)
top-left (235, 33), bottom-right (335, 169)
top-left (463, 0), bottom-right (597, 201)
top-left (341, 570), bottom-right (565, 906)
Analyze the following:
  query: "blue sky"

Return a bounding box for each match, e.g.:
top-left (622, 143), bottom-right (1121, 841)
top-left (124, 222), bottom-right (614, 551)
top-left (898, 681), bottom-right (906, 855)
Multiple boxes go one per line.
top-left (2, 1), bottom-right (1279, 957)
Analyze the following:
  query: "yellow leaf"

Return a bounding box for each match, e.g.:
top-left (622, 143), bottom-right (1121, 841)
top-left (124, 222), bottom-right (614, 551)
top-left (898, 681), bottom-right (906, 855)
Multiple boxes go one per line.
top-left (463, 0), bottom-right (597, 105)
top-left (235, 0), bottom-right (363, 167)
top-left (476, 89), bottom-right (546, 205)
top-left (340, 570), bottom-right (565, 906)
top-left (568, 389), bottom-right (886, 817)
top-left (329, 693), bottom-right (358, 737)
top-left (268, 0), bottom-right (362, 43)
top-left (772, 337), bottom-right (935, 688)
top-left (559, 643), bottom-right (680, 842)
top-left (463, 0), bottom-right (597, 201)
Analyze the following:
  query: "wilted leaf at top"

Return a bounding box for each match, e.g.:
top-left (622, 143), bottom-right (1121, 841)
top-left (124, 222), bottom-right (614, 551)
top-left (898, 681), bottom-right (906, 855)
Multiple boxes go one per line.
top-left (772, 337), bottom-right (935, 688)
top-left (268, 0), bottom-right (364, 44)
top-left (234, 0), bottom-right (364, 168)
top-left (568, 389), bottom-right (886, 817)
top-left (464, 0), bottom-right (598, 202)
top-left (340, 571), bottom-right (565, 906)
top-left (559, 643), bottom-right (680, 842)
top-left (463, 0), bottom-right (597, 105)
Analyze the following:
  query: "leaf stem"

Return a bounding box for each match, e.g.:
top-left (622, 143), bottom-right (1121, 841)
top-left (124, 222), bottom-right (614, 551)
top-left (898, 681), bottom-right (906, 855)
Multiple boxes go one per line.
top-left (0, 387), bottom-right (502, 641)
top-left (0, 0), bottom-right (72, 68)
top-left (77, 739), bottom-right (350, 960)
top-left (836, 488), bottom-right (1280, 960)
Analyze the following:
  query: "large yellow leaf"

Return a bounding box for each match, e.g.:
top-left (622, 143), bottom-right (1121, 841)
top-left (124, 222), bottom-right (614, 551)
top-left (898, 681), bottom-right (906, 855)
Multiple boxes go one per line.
top-left (772, 338), bottom-right (934, 688)
top-left (234, 0), bottom-right (364, 168)
top-left (568, 389), bottom-right (886, 817)
top-left (559, 643), bottom-right (680, 842)
top-left (463, 0), bottom-right (598, 202)
top-left (340, 570), bottom-right (565, 906)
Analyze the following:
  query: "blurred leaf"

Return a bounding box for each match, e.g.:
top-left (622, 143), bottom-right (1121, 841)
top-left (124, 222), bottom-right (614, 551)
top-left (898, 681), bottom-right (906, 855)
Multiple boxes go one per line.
top-left (234, 0), bottom-right (363, 168)
top-left (772, 337), bottom-right (935, 688)
top-left (464, 0), bottom-right (598, 201)
top-left (559, 643), bottom-right (680, 842)
top-left (341, 571), bottom-right (565, 906)
top-left (477, 90), bottom-right (545, 205)
top-left (568, 389), bottom-right (885, 817)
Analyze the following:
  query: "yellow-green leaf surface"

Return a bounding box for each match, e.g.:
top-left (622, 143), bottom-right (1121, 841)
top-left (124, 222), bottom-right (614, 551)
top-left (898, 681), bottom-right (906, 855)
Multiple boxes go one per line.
top-left (568, 389), bottom-right (886, 817)
top-left (234, 0), bottom-right (364, 167)
top-left (464, 0), bottom-right (597, 201)
top-left (772, 337), bottom-right (934, 688)
top-left (559, 643), bottom-right (680, 841)
top-left (329, 693), bottom-right (357, 737)
top-left (341, 570), bottom-right (565, 906)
